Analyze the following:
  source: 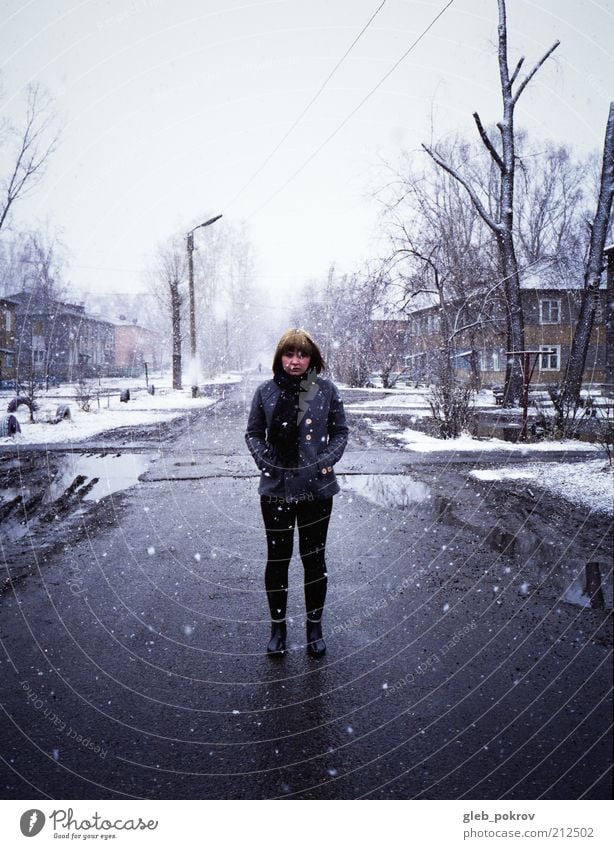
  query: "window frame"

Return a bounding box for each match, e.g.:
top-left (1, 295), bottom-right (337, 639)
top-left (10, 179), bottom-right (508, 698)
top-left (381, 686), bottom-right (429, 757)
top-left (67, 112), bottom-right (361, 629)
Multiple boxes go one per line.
top-left (539, 344), bottom-right (561, 371)
top-left (539, 298), bottom-right (561, 324)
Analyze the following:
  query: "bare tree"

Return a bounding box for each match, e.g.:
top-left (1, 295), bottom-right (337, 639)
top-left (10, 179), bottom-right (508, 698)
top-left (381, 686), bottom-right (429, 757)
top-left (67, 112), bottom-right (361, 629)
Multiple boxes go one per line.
top-left (558, 102), bottom-right (614, 417)
top-left (422, 0), bottom-right (559, 405)
top-left (148, 243), bottom-right (187, 390)
top-left (515, 138), bottom-right (591, 277)
top-left (194, 222), bottom-right (263, 374)
top-left (1, 227), bottom-right (68, 298)
top-left (294, 266), bottom-right (387, 386)
top-left (378, 137), bottom-right (500, 393)
top-left (0, 84), bottom-right (59, 233)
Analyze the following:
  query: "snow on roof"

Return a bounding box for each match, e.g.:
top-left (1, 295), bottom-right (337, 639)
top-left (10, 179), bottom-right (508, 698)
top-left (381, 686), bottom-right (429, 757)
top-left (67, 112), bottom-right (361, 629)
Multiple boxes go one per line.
top-left (519, 258), bottom-right (582, 290)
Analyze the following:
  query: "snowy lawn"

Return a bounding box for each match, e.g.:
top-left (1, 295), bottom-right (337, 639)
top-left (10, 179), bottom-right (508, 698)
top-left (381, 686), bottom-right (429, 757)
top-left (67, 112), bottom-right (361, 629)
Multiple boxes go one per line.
top-left (348, 387), bottom-right (610, 513)
top-left (471, 459), bottom-right (613, 515)
top-left (0, 372), bottom-right (241, 446)
top-left (370, 415), bottom-right (611, 515)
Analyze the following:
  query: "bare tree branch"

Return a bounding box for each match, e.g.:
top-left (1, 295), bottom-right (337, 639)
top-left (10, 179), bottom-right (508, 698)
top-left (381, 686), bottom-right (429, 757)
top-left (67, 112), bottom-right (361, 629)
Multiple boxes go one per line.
top-left (0, 84), bottom-right (59, 232)
top-left (513, 40), bottom-right (560, 104)
top-left (422, 143), bottom-right (500, 234)
top-left (509, 56), bottom-right (525, 87)
top-left (560, 101), bottom-right (614, 409)
top-left (473, 112), bottom-right (504, 172)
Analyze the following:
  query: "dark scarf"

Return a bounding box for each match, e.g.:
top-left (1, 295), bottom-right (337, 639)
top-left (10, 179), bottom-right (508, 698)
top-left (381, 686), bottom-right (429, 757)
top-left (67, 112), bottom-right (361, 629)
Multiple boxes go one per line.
top-left (269, 367), bottom-right (316, 466)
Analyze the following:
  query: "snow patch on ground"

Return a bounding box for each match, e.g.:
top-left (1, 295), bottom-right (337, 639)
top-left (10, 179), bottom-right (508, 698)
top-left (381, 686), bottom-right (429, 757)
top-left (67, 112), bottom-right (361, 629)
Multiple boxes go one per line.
top-left (0, 373), bottom-right (238, 445)
top-left (390, 427), bottom-right (600, 454)
top-left (471, 459), bottom-right (613, 514)
top-left (346, 388), bottom-right (501, 417)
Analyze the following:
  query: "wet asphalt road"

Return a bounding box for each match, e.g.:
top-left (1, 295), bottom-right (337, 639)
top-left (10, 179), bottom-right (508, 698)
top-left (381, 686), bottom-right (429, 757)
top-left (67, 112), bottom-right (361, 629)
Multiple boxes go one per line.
top-left (0, 376), bottom-right (612, 799)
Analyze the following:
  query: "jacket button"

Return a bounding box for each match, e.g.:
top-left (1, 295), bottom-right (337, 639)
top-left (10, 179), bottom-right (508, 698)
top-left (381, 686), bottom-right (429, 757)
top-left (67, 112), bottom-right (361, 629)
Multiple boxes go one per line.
top-left (327, 466), bottom-right (333, 473)
top-left (305, 418), bottom-right (312, 425)
top-left (305, 434), bottom-right (312, 440)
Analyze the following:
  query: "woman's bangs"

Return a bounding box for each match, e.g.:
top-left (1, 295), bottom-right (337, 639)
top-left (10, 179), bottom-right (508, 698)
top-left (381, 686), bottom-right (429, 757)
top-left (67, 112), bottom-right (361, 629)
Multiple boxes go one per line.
top-left (281, 331), bottom-right (313, 357)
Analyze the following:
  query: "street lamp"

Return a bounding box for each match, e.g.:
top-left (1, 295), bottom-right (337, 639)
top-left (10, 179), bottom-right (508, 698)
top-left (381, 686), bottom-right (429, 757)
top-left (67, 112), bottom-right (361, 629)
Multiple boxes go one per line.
top-left (186, 214), bottom-right (223, 397)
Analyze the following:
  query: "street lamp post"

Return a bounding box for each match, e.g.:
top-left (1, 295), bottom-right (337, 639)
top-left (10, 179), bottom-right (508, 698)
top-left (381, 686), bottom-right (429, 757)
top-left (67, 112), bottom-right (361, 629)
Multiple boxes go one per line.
top-left (186, 214), bottom-right (223, 397)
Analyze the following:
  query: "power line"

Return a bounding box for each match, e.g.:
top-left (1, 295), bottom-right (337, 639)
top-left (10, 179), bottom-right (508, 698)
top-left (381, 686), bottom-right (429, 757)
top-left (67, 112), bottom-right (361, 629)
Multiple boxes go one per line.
top-left (225, 0), bottom-right (389, 210)
top-left (245, 0), bottom-right (457, 220)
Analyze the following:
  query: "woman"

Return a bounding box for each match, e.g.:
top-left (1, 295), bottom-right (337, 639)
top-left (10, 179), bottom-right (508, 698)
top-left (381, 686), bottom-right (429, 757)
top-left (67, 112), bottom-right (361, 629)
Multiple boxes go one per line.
top-left (245, 329), bottom-right (348, 658)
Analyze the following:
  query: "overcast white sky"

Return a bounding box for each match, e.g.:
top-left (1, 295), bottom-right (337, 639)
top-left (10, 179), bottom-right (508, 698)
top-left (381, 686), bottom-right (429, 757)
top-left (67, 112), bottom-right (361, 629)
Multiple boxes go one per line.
top-left (1, 0), bottom-right (613, 308)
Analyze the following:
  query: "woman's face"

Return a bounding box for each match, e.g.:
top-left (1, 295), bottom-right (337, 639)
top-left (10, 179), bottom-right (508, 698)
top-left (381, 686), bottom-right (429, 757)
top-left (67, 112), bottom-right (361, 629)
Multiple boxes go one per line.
top-left (281, 347), bottom-right (311, 376)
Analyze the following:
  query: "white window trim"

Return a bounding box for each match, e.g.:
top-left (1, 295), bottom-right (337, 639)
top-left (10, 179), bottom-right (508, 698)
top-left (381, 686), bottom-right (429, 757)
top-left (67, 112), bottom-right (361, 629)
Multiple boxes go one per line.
top-left (479, 350), bottom-right (502, 371)
top-left (539, 344), bottom-right (561, 371)
top-left (539, 298), bottom-right (561, 325)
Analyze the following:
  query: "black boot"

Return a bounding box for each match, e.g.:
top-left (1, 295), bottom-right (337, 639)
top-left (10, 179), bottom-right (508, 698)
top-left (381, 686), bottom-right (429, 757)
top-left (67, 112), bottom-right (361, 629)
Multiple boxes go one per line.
top-left (267, 620), bottom-right (287, 656)
top-left (306, 618), bottom-right (326, 658)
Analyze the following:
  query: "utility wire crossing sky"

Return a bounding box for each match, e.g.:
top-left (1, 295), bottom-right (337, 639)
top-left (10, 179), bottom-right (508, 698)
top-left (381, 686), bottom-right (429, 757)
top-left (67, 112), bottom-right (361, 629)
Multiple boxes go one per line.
top-left (0, 0), bottom-right (612, 304)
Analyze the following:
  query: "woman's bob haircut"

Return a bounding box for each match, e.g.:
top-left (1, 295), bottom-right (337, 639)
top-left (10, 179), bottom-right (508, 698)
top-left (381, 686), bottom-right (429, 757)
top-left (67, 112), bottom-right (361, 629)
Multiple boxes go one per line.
top-left (272, 328), bottom-right (326, 374)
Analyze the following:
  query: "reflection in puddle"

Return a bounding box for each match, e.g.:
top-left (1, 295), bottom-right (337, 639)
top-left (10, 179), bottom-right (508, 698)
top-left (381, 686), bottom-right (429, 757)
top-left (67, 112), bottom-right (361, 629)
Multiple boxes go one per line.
top-left (48, 453), bottom-right (150, 502)
top-left (339, 474), bottom-right (430, 508)
top-left (560, 564), bottom-right (611, 610)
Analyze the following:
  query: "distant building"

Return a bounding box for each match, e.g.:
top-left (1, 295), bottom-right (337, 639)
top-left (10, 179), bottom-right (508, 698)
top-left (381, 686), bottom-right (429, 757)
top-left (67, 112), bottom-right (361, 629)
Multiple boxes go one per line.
top-left (0, 296), bottom-right (17, 384)
top-left (8, 291), bottom-right (115, 384)
top-left (371, 261), bottom-right (609, 389)
top-left (83, 295), bottom-right (165, 376)
top-left (114, 318), bottom-right (160, 375)
top-left (369, 318), bottom-right (411, 386)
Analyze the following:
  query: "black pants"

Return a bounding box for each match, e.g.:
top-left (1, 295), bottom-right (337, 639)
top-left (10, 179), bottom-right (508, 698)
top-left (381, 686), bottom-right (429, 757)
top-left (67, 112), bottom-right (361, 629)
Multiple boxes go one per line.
top-left (260, 496), bottom-right (333, 621)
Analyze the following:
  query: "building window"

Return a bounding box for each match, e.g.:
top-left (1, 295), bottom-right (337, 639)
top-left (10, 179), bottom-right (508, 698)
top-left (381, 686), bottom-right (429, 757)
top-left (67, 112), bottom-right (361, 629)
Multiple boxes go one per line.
top-left (539, 345), bottom-right (560, 370)
top-left (4, 310), bottom-right (11, 332)
top-left (594, 299), bottom-right (604, 323)
top-left (5, 353), bottom-right (12, 367)
top-left (540, 299), bottom-right (561, 324)
top-left (479, 350), bottom-right (501, 371)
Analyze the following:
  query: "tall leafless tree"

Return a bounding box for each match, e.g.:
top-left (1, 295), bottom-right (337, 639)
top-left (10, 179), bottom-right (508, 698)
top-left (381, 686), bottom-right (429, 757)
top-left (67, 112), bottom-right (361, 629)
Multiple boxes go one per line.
top-left (379, 132), bottom-right (593, 393)
top-left (149, 243), bottom-right (186, 390)
top-left (558, 102), bottom-right (614, 416)
top-left (422, 0), bottom-right (559, 405)
top-left (0, 84), bottom-right (59, 233)
top-left (378, 136), bottom-right (501, 396)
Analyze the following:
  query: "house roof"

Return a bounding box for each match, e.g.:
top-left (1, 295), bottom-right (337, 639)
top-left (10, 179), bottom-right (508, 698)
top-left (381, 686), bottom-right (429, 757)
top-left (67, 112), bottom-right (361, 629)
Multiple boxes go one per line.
top-left (5, 291), bottom-right (115, 326)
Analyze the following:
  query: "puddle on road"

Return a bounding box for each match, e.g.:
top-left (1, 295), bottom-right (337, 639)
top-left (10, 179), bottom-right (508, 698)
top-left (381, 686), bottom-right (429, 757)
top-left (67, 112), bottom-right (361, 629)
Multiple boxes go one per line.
top-left (0, 452), bottom-right (151, 550)
top-left (338, 474), bottom-right (611, 610)
top-left (47, 452), bottom-right (150, 502)
top-left (339, 473), bottom-right (431, 508)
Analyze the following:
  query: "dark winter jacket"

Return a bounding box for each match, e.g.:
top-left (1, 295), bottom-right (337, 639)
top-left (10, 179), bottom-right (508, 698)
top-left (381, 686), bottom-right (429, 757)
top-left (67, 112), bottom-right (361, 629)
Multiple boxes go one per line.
top-left (245, 375), bottom-right (349, 500)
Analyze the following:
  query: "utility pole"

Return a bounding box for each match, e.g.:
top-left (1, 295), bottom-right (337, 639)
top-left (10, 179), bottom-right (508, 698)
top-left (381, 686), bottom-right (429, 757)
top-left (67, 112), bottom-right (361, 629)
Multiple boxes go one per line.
top-left (186, 214), bottom-right (223, 397)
